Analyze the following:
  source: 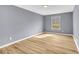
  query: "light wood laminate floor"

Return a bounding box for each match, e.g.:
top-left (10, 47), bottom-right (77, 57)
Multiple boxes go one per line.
top-left (0, 33), bottom-right (78, 54)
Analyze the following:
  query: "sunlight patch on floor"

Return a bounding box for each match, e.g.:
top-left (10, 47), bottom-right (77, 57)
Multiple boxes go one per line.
top-left (34, 34), bottom-right (53, 38)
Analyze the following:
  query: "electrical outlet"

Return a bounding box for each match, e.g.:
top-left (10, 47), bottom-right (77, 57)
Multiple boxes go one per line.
top-left (9, 37), bottom-right (12, 40)
top-left (62, 30), bottom-right (64, 32)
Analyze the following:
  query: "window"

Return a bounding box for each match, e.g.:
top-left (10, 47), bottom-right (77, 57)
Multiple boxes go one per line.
top-left (51, 16), bottom-right (61, 30)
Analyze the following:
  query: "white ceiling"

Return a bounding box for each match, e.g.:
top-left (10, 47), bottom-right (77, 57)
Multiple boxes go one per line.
top-left (16, 5), bottom-right (74, 15)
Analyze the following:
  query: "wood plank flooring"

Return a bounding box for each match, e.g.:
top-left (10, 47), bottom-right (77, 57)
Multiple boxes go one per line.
top-left (0, 33), bottom-right (78, 54)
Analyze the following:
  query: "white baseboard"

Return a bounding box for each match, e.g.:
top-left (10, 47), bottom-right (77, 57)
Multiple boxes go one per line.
top-left (0, 32), bottom-right (42, 49)
top-left (44, 32), bottom-right (73, 36)
top-left (55, 33), bottom-right (73, 36)
top-left (73, 36), bottom-right (79, 52)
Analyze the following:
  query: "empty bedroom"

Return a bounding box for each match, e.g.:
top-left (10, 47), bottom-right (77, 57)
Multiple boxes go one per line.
top-left (0, 5), bottom-right (79, 54)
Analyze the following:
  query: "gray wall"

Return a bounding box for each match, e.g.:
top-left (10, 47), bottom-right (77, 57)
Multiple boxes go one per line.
top-left (43, 12), bottom-right (73, 34)
top-left (0, 5), bottom-right (43, 46)
top-left (73, 5), bottom-right (79, 48)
